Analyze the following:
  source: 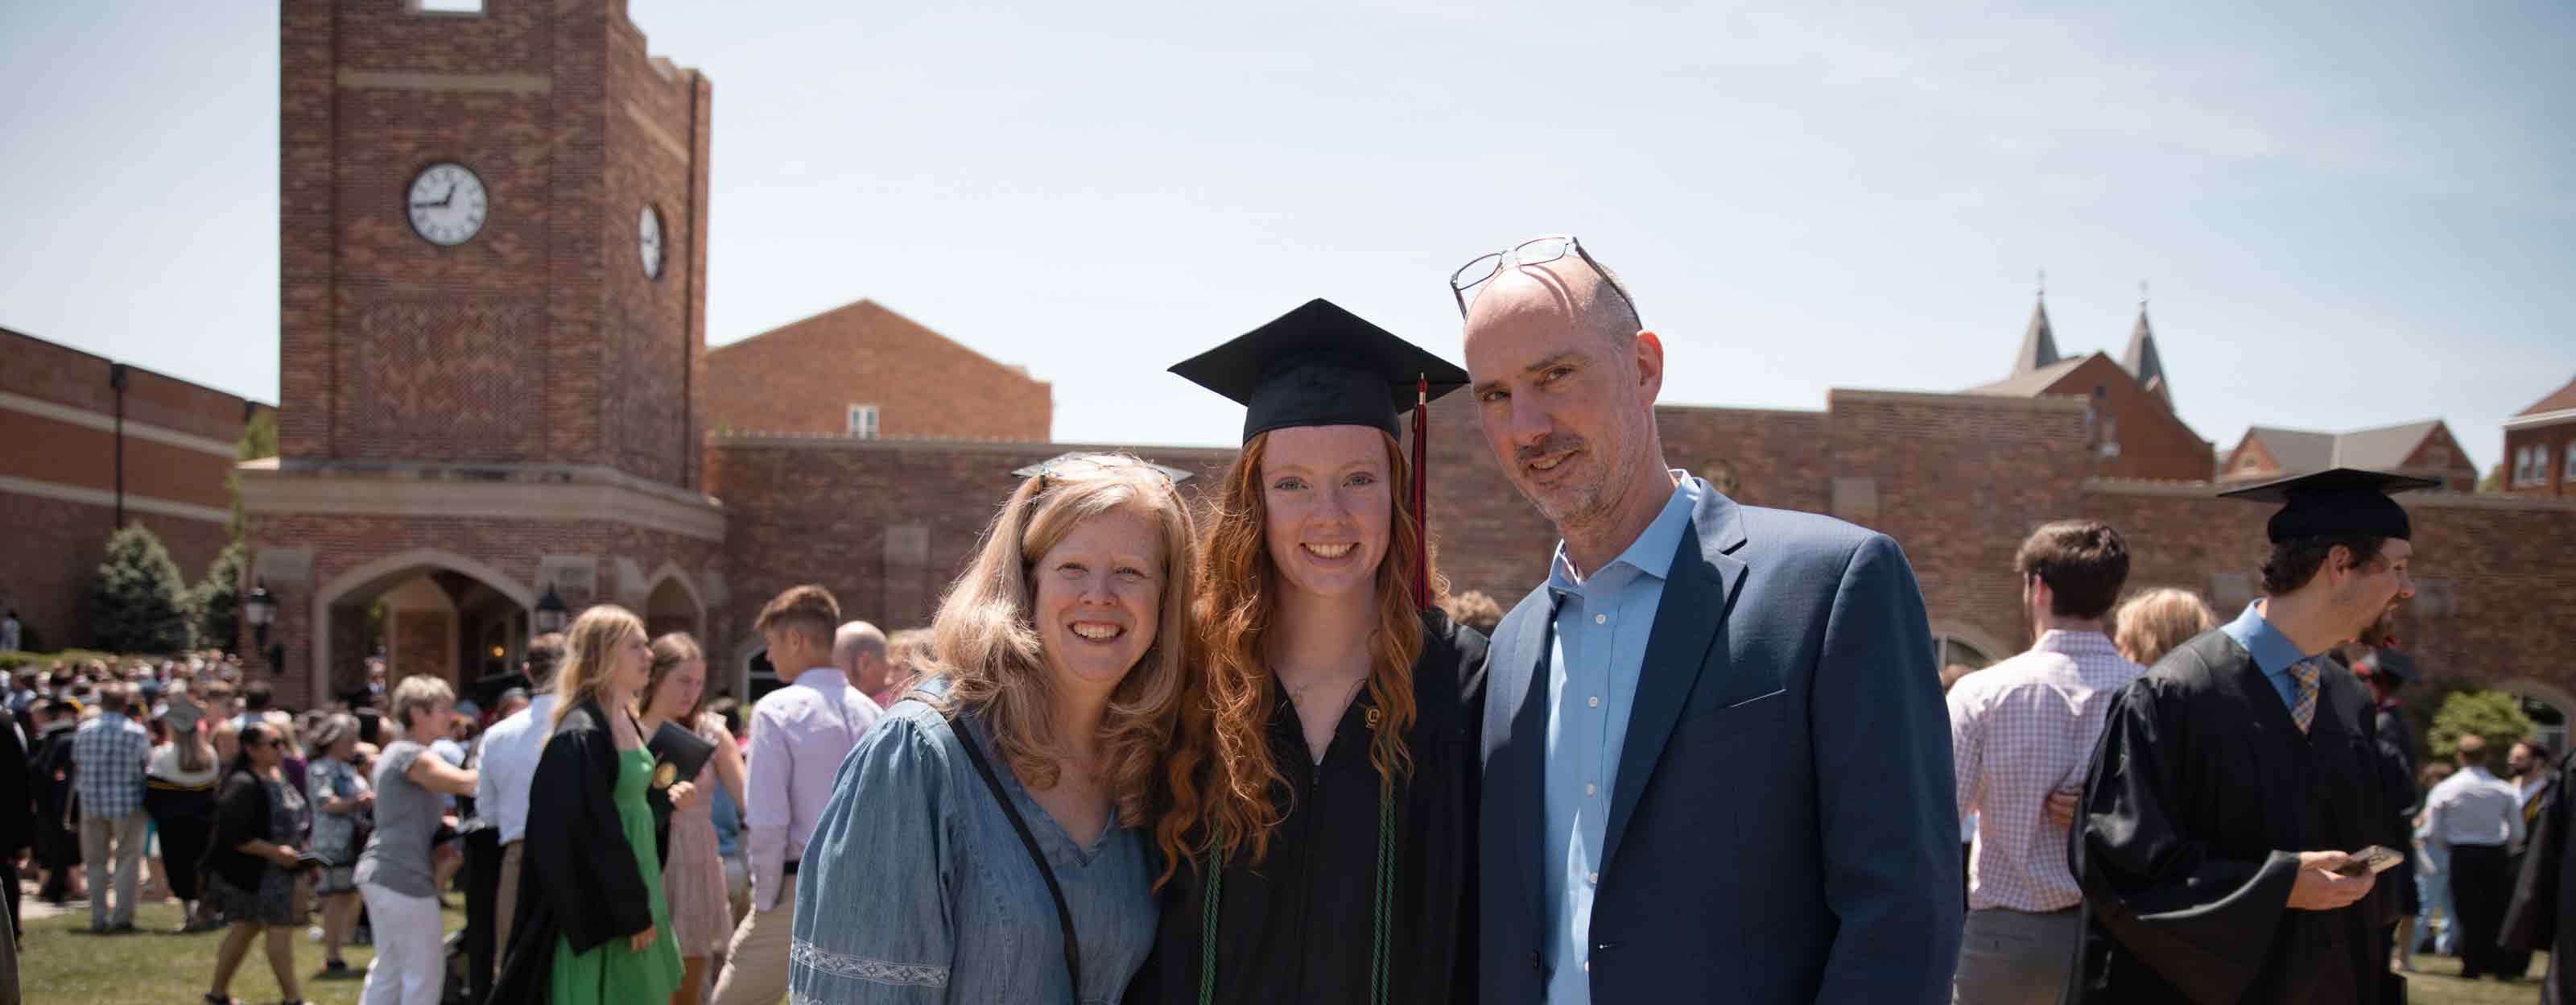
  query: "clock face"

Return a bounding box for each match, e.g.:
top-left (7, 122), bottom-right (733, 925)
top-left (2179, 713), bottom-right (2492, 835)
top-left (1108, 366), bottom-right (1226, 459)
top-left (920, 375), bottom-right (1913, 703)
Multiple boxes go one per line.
top-left (638, 204), bottom-right (665, 280)
top-left (406, 163), bottom-right (487, 246)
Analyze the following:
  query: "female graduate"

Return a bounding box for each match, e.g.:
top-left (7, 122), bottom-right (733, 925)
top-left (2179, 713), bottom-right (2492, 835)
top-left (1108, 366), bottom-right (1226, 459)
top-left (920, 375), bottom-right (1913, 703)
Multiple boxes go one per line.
top-left (1128, 299), bottom-right (1488, 1005)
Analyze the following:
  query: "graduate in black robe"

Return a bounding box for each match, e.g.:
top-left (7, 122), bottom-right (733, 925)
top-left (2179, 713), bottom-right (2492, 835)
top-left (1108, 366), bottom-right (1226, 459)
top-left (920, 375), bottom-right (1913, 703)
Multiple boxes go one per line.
top-left (487, 697), bottom-right (658, 1004)
top-left (2067, 469), bottom-right (2431, 1005)
top-left (2504, 748), bottom-right (2576, 1003)
top-left (1127, 300), bottom-right (1489, 1005)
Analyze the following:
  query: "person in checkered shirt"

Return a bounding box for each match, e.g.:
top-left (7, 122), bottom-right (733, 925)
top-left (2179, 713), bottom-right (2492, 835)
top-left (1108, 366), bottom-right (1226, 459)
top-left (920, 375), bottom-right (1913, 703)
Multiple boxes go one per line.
top-left (1946, 520), bottom-right (2142, 1004)
top-left (71, 681), bottom-right (154, 932)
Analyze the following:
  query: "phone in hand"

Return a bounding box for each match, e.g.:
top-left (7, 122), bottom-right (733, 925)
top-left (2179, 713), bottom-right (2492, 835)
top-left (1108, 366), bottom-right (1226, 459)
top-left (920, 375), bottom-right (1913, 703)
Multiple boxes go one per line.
top-left (2331, 845), bottom-right (2405, 877)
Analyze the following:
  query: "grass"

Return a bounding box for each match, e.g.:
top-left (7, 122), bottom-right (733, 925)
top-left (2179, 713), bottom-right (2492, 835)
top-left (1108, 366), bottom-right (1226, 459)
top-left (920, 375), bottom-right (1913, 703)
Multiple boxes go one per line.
top-left (14, 895), bottom-right (2549, 1003)
top-left (20, 897), bottom-right (465, 1004)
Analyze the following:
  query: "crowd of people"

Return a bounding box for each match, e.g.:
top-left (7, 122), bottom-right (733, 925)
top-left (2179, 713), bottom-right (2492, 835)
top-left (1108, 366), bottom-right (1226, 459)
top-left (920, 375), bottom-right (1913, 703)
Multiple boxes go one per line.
top-left (7, 235), bottom-right (2576, 1005)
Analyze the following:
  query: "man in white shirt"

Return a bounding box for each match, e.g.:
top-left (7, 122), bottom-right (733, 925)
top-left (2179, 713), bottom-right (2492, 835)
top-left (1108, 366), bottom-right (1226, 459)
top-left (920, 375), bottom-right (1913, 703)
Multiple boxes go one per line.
top-left (1947, 521), bottom-right (2144, 1004)
top-left (469, 632), bottom-right (566, 961)
top-left (2425, 734), bottom-right (2525, 980)
top-left (712, 587), bottom-right (883, 1005)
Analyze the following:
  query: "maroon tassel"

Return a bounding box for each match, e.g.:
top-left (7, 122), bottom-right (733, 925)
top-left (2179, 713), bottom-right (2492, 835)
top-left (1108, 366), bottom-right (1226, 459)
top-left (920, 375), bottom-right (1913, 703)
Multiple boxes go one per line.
top-left (1413, 374), bottom-right (1430, 610)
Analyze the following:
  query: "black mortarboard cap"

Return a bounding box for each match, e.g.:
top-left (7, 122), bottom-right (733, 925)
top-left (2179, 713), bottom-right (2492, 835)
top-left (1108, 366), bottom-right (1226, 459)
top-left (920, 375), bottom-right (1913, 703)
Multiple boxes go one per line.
top-left (2217, 467), bottom-right (2441, 544)
top-left (2353, 647), bottom-right (2418, 684)
top-left (1168, 299), bottom-right (1469, 443)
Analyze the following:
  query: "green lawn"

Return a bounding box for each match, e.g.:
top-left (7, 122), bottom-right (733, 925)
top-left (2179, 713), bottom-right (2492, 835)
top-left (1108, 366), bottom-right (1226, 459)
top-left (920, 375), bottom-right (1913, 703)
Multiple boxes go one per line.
top-left (14, 897), bottom-right (2549, 1003)
top-left (20, 898), bottom-right (465, 1004)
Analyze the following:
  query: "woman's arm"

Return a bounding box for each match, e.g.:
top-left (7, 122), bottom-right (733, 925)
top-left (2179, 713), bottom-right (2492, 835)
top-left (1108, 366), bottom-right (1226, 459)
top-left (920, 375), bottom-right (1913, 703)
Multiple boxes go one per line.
top-left (788, 715), bottom-right (956, 1003)
top-left (407, 747), bottom-right (479, 797)
top-left (707, 714), bottom-right (749, 816)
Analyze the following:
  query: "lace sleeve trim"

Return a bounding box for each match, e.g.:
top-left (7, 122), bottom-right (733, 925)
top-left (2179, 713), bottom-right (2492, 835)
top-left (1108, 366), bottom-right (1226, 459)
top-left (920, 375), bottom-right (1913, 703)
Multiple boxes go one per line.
top-left (791, 938), bottom-right (950, 988)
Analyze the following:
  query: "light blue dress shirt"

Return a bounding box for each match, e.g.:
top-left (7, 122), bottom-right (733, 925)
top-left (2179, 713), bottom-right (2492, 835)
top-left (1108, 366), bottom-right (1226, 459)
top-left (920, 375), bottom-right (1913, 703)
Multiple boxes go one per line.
top-left (1542, 471), bottom-right (1702, 1004)
top-left (2218, 600), bottom-right (2321, 714)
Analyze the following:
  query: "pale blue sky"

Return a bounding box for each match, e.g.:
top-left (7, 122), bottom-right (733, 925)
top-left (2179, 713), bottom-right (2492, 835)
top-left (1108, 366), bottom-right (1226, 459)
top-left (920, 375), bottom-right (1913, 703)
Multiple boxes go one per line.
top-left (4, 2), bottom-right (2570, 462)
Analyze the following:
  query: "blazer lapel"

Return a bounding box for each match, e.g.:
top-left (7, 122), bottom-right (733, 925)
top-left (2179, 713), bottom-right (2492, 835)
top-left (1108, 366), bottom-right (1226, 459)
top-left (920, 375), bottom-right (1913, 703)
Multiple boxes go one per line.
top-left (1488, 585), bottom-right (1557, 930)
top-left (1600, 492), bottom-right (1748, 870)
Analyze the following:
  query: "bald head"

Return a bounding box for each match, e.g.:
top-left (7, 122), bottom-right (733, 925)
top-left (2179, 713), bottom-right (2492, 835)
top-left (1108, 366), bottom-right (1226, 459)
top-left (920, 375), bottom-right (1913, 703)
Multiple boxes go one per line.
top-left (1463, 249), bottom-right (1641, 355)
top-left (833, 621), bottom-right (891, 694)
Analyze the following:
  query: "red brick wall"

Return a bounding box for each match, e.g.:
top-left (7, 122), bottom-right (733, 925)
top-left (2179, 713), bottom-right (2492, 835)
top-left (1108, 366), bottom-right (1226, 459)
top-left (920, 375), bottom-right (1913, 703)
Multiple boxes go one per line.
top-left (0, 329), bottom-right (264, 651)
top-left (2038, 354), bottom-right (2214, 482)
top-left (704, 300), bottom-right (1052, 441)
top-left (279, 0), bottom-right (706, 489)
top-left (2399, 424), bottom-right (2483, 493)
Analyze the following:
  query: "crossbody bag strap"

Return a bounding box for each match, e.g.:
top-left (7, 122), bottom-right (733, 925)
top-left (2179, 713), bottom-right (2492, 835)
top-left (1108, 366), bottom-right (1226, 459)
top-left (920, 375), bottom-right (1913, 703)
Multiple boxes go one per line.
top-left (947, 711), bottom-right (1083, 998)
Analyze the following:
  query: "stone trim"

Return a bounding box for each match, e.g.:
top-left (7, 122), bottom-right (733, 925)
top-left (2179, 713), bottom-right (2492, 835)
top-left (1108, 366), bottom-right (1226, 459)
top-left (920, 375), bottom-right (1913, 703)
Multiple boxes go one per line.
top-left (239, 462), bottom-right (725, 542)
top-left (0, 474), bottom-right (231, 524)
top-left (1829, 387), bottom-right (2092, 413)
top-left (2504, 408), bottom-right (2576, 430)
top-left (2084, 477), bottom-right (2576, 512)
top-left (623, 101), bottom-right (691, 163)
top-left (336, 70), bottom-right (550, 93)
top-left (0, 390), bottom-right (240, 457)
top-left (712, 434), bottom-right (1238, 463)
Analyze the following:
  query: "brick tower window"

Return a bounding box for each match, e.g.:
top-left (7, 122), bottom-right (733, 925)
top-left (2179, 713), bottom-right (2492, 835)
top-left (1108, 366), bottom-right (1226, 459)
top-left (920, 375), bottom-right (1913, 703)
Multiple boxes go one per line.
top-left (847, 404), bottom-right (881, 440)
top-left (410, 0), bottom-right (485, 14)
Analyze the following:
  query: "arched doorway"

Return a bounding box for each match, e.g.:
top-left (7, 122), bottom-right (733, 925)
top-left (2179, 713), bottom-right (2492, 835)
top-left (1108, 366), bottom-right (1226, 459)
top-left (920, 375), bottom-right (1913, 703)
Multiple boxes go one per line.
top-left (1929, 622), bottom-right (2009, 674)
top-left (309, 549), bottom-right (535, 707)
top-left (642, 567), bottom-right (705, 643)
top-left (2498, 679), bottom-right (2576, 757)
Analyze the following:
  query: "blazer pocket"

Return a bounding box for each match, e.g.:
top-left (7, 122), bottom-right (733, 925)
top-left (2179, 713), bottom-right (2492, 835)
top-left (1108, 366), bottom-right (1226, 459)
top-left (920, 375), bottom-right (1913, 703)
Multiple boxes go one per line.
top-left (1679, 685), bottom-right (1788, 725)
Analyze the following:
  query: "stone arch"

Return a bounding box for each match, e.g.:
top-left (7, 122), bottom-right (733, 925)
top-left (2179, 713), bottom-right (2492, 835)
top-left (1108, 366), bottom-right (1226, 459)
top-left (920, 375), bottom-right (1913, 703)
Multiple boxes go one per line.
top-left (1927, 619), bottom-right (2013, 672)
top-left (642, 564), bottom-right (706, 641)
top-left (308, 548), bottom-right (537, 705)
top-left (2497, 678), bottom-right (2576, 755)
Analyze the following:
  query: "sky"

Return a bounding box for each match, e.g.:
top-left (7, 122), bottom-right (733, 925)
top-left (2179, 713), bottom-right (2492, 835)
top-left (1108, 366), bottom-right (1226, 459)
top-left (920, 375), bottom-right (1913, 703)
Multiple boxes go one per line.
top-left (3, 2), bottom-right (2570, 462)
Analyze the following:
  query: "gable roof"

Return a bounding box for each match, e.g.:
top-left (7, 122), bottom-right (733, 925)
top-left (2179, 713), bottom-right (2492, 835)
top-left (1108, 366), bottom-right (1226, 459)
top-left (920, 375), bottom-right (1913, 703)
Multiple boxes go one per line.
top-left (2515, 374), bottom-right (2576, 418)
top-left (2239, 420), bottom-right (2452, 476)
top-left (1968, 354), bottom-right (2088, 397)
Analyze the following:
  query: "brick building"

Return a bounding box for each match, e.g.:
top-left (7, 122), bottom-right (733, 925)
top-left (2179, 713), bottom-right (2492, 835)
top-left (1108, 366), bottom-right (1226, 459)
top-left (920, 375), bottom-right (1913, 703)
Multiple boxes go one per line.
top-left (705, 299), bottom-right (1051, 440)
top-left (2221, 420), bottom-right (2482, 492)
top-left (0, 328), bottom-right (271, 651)
top-left (244, 0), bottom-right (722, 705)
top-left (1963, 296), bottom-right (2215, 482)
top-left (2504, 374), bottom-right (2576, 498)
top-left (191, 1), bottom-right (2574, 723)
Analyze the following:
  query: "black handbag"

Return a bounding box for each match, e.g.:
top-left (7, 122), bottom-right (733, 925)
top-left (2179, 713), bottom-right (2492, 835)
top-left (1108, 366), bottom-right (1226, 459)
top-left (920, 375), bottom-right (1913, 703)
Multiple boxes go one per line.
top-left (945, 711), bottom-right (1083, 998)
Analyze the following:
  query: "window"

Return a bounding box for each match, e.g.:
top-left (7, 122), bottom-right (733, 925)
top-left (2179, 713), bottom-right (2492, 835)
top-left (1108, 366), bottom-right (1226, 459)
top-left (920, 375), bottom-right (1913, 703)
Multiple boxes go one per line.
top-left (2425, 446), bottom-right (2450, 469)
top-left (1932, 633), bottom-right (1995, 672)
top-left (2098, 416), bottom-right (2120, 457)
top-left (411, 0), bottom-right (485, 14)
top-left (2238, 453), bottom-right (2263, 471)
top-left (2516, 447), bottom-right (2534, 484)
top-left (2565, 443), bottom-right (2575, 482)
top-left (846, 404), bottom-right (880, 439)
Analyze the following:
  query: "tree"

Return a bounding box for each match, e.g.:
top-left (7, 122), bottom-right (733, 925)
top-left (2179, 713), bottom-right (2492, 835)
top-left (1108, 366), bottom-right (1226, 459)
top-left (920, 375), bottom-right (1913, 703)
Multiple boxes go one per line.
top-left (191, 540), bottom-right (248, 654)
top-left (2479, 462), bottom-right (2504, 494)
top-left (88, 524), bottom-right (195, 654)
top-left (228, 408), bottom-right (278, 538)
top-left (2426, 688), bottom-right (2538, 762)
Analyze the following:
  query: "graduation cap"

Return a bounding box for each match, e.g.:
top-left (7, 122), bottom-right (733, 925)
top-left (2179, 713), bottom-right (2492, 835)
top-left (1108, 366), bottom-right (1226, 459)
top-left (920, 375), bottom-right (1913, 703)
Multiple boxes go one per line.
top-left (2217, 467), bottom-right (2442, 544)
top-left (2351, 647), bottom-right (2417, 684)
top-left (1169, 298), bottom-right (1472, 609)
top-left (1010, 453), bottom-right (1194, 485)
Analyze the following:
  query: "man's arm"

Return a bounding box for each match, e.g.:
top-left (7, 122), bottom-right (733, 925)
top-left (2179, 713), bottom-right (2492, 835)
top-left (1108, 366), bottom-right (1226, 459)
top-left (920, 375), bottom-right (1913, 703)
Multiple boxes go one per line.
top-left (1810, 534), bottom-right (1960, 1003)
top-left (2425, 784), bottom-right (2452, 852)
top-left (744, 701), bottom-right (792, 912)
top-left (1946, 680), bottom-right (1985, 825)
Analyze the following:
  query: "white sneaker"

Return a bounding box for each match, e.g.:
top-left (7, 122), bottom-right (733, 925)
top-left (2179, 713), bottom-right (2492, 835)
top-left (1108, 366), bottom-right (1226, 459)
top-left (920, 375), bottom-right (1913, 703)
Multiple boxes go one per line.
top-left (308, 924), bottom-right (325, 941)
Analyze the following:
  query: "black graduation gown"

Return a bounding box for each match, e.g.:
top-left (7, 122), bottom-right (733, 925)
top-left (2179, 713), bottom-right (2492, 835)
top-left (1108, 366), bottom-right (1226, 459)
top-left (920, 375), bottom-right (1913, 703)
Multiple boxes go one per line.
top-left (1126, 610), bottom-right (1488, 1005)
top-left (2066, 629), bottom-right (2397, 1005)
top-left (487, 699), bottom-right (657, 1005)
top-left (28, 721), bottom-right (80, 871)
top-left (2504, 751), bottom-right (2576, 1003)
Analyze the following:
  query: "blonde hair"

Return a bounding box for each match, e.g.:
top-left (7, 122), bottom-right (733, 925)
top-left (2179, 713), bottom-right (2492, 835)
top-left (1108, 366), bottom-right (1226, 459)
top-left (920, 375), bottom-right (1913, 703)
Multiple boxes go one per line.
top-left (551, 605), bottom-right (650, 729)
top-left (923, 453), bottom-right (1197, 825)
top-left (2114, 587), bottom-right (2217, 668)
top-left (390, 676), bottom-right (456, 733)
top-left (643, 632), bottom-right (708, 720)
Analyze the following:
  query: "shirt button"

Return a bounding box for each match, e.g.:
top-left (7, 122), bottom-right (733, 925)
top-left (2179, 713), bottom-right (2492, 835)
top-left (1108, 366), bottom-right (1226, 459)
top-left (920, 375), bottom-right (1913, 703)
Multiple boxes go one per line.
top-left (1587, 871), bottom-right (1599, 885)
top-left (1584, 960), bottom-right (1591, 973)
top-left (1588, 696), bottom-right (1600, 708)
top-left (1594, 614), bottom-right (1607, 625)
top-left (1586, 783), bottom-right (1597, 796)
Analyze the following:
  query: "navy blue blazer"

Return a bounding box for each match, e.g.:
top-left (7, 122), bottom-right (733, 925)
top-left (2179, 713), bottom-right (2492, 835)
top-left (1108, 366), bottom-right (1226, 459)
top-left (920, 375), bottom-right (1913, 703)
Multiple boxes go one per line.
top-left (1478, 487), bottom-right (1961, 1003)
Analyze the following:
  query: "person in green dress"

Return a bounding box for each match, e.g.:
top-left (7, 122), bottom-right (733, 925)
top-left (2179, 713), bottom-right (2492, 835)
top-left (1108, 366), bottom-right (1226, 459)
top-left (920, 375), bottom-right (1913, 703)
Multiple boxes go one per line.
top-left (488, 605), bottom-right (683, 1005)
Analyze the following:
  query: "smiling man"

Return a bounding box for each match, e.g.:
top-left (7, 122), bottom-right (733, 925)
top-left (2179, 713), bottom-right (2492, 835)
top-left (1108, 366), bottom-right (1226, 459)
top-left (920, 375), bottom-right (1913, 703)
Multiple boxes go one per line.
top-left (2068, 468), bottom-right (2434, 1004)
top-left (1455, 235), bottom-right (1960, 1004)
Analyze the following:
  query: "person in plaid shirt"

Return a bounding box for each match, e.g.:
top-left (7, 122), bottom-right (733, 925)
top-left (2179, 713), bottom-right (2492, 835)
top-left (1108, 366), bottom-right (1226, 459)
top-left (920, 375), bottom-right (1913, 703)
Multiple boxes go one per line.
top-left (1946, 520), bottom-right (2140, 1004)
top-left (72, 681), bottom-right (154, 932)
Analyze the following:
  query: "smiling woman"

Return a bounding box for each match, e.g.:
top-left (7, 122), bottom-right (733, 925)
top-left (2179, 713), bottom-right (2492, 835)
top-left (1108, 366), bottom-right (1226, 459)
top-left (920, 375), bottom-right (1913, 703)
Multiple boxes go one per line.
top-left (786, 453), bottom-right (1197, 1005)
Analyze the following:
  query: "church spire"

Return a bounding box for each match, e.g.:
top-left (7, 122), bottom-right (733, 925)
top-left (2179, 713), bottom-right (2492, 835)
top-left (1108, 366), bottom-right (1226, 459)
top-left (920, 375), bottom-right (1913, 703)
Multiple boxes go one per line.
top-left (2123, 281), bottom-right (2169, 403)
top-left (2014, 270), bottom-right (2060, 374)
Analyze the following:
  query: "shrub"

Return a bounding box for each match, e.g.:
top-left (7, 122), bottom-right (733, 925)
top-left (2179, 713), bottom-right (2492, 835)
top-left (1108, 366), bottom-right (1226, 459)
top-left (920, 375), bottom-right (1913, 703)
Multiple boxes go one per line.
top-left (2426, 689), bottom-right (2538, 763)
top-left (86, 525), bottom-right (195, 655)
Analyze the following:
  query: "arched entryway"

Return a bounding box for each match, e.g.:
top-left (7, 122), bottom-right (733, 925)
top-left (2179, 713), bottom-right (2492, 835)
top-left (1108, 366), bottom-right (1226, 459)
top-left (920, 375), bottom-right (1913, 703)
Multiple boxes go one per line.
top-left (642, 565), bottom-right (706, 643)
top-left (309, 549), bottom-right (535, 706)
top-left (2498, 679), bottom-right (2576, 757)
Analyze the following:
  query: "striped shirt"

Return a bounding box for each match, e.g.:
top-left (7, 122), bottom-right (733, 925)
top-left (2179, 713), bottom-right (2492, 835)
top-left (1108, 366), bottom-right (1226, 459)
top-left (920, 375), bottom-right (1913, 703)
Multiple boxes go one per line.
top-left (1947, 631), bottom-right (2145, 912)
top-left (72, 712), bottom-right (153, 820)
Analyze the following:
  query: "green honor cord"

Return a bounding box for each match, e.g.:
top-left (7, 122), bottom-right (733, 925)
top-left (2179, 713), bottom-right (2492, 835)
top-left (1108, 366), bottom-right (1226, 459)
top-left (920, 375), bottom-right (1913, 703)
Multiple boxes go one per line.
top-left (1199, 773), bottom-right (1397, 1005)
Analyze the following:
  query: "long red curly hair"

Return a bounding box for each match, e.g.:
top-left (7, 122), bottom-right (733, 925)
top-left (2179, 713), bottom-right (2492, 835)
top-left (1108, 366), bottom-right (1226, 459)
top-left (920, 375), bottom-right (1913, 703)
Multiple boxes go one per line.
top-left (1153, 429), bottom-right (1444, 887)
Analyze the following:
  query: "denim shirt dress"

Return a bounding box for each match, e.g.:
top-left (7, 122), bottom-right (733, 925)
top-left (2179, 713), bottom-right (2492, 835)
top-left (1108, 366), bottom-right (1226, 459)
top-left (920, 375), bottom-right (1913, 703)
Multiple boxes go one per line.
top-left (789, 687), bottom-right (1156, 1005)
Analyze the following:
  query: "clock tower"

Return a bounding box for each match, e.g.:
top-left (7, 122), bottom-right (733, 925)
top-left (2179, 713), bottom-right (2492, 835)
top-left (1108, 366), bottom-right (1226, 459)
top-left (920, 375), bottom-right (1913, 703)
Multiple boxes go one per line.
top-left (245, 0), bottom-right (725, 707)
